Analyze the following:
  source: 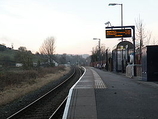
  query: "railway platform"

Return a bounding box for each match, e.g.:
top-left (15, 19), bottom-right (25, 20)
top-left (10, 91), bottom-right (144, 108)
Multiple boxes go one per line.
top-left (62, 66), bottom-right (158, 119)
top-left (62, 66), bottom-right (105, 119)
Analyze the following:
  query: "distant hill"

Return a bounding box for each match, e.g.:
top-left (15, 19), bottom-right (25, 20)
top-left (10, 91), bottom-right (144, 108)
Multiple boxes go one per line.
top-left (0, 45), bottom-right (41, 66)
top-left (0, 45), bottom-right (18, 61)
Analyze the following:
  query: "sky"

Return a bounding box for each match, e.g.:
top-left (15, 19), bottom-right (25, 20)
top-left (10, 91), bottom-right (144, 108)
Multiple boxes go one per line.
top-left (0, 0), bottom-right (158, 55)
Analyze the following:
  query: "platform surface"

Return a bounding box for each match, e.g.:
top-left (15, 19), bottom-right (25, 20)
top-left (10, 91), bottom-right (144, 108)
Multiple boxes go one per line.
top-left (63, 67), bottom-right (158, 119)
top-left (63, 67), bottom-right (106, 119)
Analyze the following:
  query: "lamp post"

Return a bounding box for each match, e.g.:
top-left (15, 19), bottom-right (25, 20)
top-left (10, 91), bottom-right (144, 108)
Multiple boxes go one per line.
top-left (109, 3), bottom-right (124, 72)
top-left (93, 38), bottom-right (101, 68)
top-left (109, 3), bottom-right (123, 32)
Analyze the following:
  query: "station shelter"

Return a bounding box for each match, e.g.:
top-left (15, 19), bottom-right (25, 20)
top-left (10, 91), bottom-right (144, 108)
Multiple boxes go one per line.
top-left (112, 41), bottom-right (133, 72)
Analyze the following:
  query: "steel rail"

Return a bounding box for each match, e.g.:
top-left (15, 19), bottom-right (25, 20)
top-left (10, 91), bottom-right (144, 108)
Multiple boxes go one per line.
top-left (49, 67), bottom-right (83, 119)
top-left (62, 66), bottom-right (86, 119)
top-left (7, 67), bottom-right (76, 119)
top-left (49, 96), bottom-right (68, 119)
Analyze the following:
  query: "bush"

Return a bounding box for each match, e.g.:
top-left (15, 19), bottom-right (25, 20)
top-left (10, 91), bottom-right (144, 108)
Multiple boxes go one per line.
top-left (0, 70), bottom-right (38, 89)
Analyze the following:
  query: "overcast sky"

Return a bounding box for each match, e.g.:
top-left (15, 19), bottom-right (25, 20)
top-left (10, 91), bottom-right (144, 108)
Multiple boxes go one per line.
top-left (0, 0), bottom-right (157, 54)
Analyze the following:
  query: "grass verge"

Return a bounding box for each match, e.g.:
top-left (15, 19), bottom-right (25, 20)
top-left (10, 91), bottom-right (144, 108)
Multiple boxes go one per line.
top-left (0, 66), bottom-right (70, 106)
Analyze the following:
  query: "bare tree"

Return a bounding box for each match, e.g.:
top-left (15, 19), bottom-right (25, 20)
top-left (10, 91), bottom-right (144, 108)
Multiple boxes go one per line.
top-left (135, 17), bottom-right (152, 63)
top-left (135, 17), bottom-right (146, 48)
top-left (39, 37), bottom-right (55, 66)
top-left (135, 17), bottom-right (152, 46)
top-left (145, 31), bottom-right (152, 45)
top-left (151, 37), bottom-right (158, 45)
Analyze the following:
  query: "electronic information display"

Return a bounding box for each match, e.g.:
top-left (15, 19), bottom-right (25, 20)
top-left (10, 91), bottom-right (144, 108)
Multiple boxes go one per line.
top-left (106, 29), bottom-right (131, 38)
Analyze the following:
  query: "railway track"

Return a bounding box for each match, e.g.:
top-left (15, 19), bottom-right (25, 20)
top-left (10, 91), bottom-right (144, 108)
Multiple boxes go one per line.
top-left (7, 66), bottom-right (83, 119)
